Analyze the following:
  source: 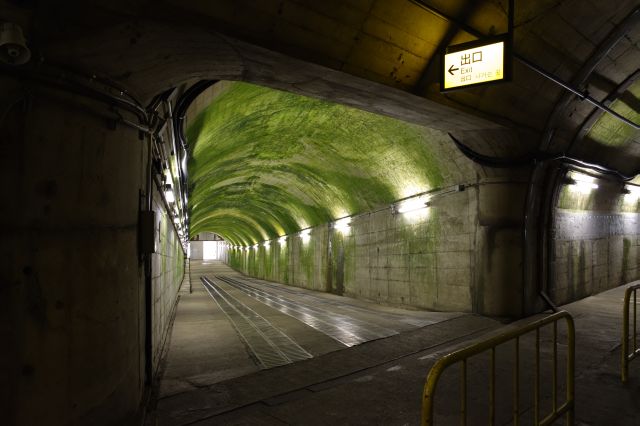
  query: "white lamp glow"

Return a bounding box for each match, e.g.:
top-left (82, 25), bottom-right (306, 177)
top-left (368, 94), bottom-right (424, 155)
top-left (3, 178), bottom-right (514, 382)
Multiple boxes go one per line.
top-left (396, 195), bottom-right (430, 214)
top-left (624, 185), bottom-right (640, 203)
top-left (334, 217), bottom-right (351, 234)
top-left (568, 172), bottom-right (598, 194)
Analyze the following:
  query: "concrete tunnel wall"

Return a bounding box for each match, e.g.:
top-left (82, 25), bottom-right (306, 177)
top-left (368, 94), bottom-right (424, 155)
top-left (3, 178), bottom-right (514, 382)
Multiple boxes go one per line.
top-left (186, 82), bottom-right (528, 317)
top-left (0, 15), bottom-right (521, 423)
top-left (1, 4), bottom-right (638, 423)
top-left (189, 81), bottom-right (640, 316)
top-left (151, 183), bottom-right (185, 371)
top-left (0, 77), bottom-right (185, 425)
top-left (227, 164), bottom-right (640, 314)
top-left (550, 172), bottom-right (640, 305)
top-left (227, 181), bottom-right (526, 316)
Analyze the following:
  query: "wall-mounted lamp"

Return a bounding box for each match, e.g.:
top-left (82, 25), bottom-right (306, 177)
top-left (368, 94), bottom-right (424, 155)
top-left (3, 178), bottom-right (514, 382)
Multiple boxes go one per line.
top-left (566, 172), bottom-right (598, 194)
top-left (333, 217), bottom-right (351, 234)
top-left (300, 228), bottom-right (311, 243)
top-left (264, 241), bottom-right (271, 248)
top-left (393, 195), bottom-right (431, 214)
top-left (164, 184), bottom-right (175, 203)
top-left (279, 236), bottom-right (287, 245)
top-left (623, 185), bottom-right (640, 203)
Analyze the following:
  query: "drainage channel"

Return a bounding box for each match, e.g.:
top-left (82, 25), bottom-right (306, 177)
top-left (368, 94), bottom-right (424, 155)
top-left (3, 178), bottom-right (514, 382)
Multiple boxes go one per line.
top-left (200, 276), bottom-right (312, 369)
top-left (215, 275), bottom-right (398, 347)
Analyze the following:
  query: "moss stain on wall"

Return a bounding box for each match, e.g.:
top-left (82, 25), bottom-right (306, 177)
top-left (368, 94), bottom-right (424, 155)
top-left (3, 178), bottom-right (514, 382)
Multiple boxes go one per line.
top-left (557, 185), bottom-right (595, 211)
top-left (185, 82), bottom-right (488, 312)
top-left (187, 81), bottom-right (444, 243)
top-left (554, 173), bottom-right (640, 305)
top-left (623, 237), bottom-right (630, 282)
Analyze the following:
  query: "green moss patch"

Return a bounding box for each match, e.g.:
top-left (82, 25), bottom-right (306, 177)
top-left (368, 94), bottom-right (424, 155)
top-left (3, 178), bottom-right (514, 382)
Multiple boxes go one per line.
top-left (587, 80), bottom-right (640, 147)
top-left (187, 82), bottom-right (445, 242)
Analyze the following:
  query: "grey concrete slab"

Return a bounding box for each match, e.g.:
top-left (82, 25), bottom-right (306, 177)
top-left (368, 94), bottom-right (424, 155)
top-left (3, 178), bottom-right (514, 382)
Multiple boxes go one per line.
top-left (157, 276), bottom-right (257, 398)
top-left (211, 278), bottom-right (346, 357)
top-left (150, 272), bottom-right (640, 426)
top-left (157, 260), bottom-right (466, 401)
top-left (231, 275), bottom-right (461, 329)
top-left (562, 282), bottom-right (640, 425)
top-left (153, 314), bottom-right (498, 425)
top-left (201, 276), bottom-right (314, 368)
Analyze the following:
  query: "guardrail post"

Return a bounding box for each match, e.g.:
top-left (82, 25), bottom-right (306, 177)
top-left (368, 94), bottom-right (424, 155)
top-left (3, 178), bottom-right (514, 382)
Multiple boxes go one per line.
top-left (566, 313), bottom-right (575, 426)
top-left (422, 311), bottom-right (575, 426)
top-left (622, 285), bottom-right (640, 384)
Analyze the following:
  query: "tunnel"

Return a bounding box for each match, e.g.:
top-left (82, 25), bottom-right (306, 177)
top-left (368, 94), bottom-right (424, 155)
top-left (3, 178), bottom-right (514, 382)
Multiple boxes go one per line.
top-left (2, 1), bottom-right (640, 425)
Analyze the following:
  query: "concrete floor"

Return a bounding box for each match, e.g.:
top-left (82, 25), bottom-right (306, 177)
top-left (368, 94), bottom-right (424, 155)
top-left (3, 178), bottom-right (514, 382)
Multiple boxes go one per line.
top-left (155, 260), bottom-right (466, 399)
top-left (147, 262), bottom-right (640, 425)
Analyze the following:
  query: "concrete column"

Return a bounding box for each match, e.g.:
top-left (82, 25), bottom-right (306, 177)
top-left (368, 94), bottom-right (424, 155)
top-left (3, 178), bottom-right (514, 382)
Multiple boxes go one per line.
top-left (0, 78), bottom-right (147, 425)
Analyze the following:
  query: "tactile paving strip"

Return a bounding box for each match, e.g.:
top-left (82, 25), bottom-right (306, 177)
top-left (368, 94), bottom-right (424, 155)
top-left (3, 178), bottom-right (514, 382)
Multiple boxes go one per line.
top-left (215, 275), bottom-right (398, 347)
top-left (201, 277), bottom-right (312, 369)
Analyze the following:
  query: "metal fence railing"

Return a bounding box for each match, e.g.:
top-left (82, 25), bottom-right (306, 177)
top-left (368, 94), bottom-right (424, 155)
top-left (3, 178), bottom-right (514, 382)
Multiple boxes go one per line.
top-left (422, 311), bottom-right (575, 425)
top-left (622, 284), bottom-right (640, 383)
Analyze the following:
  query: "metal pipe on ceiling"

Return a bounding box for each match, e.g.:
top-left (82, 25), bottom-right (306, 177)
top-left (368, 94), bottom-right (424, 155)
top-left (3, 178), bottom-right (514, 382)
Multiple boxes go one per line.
top-left (409, 0), bottom-right (640, 131)
top-left (540, 6), bottom-right (640, 152)
top-left (172, 80), bottom-right (218, 236)
top-left (449, 132), bottom-right (638, 180)
top-left (0, 64), bottom-right (152, 133)
top-left (516, 55), bottom-right (640, 130)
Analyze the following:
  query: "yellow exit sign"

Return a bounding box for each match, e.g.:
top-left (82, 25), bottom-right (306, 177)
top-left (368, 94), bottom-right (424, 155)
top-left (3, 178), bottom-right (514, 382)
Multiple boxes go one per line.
top-left (441, 35), bottom-right (511, 91)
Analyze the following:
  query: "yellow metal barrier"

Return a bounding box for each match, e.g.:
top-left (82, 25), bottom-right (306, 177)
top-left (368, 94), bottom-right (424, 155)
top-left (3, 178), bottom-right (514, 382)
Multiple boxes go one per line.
top-left (622, 284), bottom-right (640, 383)
top-left (422, 311), bottom-right (575, 425)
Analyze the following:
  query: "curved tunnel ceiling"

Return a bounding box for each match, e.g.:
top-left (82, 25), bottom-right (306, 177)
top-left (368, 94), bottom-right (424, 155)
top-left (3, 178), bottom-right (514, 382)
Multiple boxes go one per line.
top-left (186, 81), bottom-right (454, 244)
top-left (577, 79), bottom-right (640, 170)
top-left (20, 1), bottom-right (637, 243)
top-left (29, 1), bottom-right (640, 176)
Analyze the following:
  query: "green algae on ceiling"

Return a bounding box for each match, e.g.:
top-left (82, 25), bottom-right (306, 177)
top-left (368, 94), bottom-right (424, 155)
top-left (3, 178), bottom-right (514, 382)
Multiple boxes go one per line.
top-left (187, 81), bottom-right (446, 244)
top-left (586, 80), bottom-right (640, 147)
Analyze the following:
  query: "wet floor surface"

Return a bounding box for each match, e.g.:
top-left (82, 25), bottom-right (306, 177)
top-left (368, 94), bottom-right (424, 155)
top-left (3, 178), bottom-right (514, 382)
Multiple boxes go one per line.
top-left (155, 260), bottom-right (463, 399)
top-left (201, 276), bottom-right (314, 368)
top-left (148, 261), bottom-right (640, 425)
